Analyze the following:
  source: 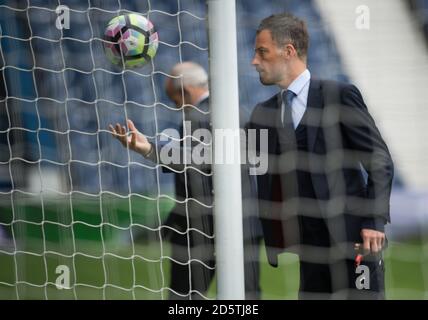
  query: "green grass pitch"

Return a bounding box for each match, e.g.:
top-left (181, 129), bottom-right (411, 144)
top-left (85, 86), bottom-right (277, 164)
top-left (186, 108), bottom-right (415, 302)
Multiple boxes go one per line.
top-left (0, 195), bottom-right (427, 299)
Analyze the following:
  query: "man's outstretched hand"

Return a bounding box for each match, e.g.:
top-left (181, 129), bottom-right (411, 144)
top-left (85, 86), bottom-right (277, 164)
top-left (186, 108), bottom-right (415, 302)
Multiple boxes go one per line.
top-left (359, 228), bottom-right (386, 255)
top-left (109, 119), bottom-right (152, 156)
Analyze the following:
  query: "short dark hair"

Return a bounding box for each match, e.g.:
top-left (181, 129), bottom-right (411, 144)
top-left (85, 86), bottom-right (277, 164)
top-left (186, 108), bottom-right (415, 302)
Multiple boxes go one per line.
top-left (257, 13), bottom-right (309, 60)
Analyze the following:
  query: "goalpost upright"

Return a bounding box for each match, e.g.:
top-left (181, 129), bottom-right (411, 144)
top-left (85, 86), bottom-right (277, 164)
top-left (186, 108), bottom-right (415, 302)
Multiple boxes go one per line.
top-left (207, 0), bottom-right (246, 300)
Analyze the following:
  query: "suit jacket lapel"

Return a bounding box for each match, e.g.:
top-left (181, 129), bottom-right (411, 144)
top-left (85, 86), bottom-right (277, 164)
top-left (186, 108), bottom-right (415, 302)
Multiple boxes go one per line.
top-left (265, 93), bottom-right (282, 156)
top-left (306, 79), bottom-right (324, 152)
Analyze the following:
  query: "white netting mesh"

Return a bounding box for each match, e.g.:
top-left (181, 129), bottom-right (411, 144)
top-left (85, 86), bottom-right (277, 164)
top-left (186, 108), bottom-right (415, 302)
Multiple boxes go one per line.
top-left (0, 0), bottom-right (217, 300)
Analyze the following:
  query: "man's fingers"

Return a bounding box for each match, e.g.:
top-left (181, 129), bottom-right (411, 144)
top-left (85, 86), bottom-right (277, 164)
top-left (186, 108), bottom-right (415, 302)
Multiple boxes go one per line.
top-left (376, 237), bottom-right (381, 251)
top-left (131, 130), bottom-right (137, 146)
top-left (359, 236), bottom-right (385, 255)
top-left (110, 124), bottom-right (123, 141)
top-left (119, 126), bottom-right (127, 145)
top-left (111, 123), bottom-right (126, 146)
top-left (377, 236), bottom-right (384, 251)
top-left (127, 120), bottom-right (138, 146)
top-left (361, 229), bottom-right (386, 255)
top-left (127, 119), bottom-right (135, 131)
top-left (371, 238), bottom-right (379, 254)
top-left (363, 237), bottom-right (371, 255)
top-left (115, 123), bottom-right (123, 137)
top-left (110, 122), bottom-right (141, 151)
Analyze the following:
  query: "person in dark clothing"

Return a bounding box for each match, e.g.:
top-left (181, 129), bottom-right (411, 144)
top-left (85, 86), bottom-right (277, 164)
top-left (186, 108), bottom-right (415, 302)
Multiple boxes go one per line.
top-left (248, 13), bottom-right (394, 299)
top-left (109, 62), bottom-right (262, 299)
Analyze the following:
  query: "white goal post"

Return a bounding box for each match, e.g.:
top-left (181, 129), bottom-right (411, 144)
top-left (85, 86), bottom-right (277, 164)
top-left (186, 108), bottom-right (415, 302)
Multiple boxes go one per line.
top-left (207, 0), bottom-right (245, 300)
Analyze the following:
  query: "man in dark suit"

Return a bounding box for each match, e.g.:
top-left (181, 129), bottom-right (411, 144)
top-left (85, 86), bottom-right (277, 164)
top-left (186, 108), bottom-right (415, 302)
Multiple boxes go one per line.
top-left (248, 13), bottom-right (394, 299)
top-left (109, 62), bottom-right (262, 299)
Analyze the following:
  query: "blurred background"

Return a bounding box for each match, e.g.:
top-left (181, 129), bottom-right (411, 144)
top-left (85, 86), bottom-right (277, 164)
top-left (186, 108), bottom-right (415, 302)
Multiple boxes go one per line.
top-left (0, 0), bottom-right (427, 299)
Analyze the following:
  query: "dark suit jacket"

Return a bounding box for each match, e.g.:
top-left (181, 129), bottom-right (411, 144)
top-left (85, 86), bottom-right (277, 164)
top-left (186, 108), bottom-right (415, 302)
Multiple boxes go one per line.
top-left (148, 97), bottom-right (262, 263)
top-left (247, 79), bottom-right (394, 267)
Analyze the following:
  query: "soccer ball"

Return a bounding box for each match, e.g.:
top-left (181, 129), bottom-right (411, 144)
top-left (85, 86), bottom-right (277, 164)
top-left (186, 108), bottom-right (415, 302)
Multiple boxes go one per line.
top-left (103, 13), bottom-right (159, 68)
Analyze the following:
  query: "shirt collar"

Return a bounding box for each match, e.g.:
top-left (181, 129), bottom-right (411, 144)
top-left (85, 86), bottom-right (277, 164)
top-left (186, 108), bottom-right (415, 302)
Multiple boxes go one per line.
top-left (282, 69), bottom-right (311, 96)
top-left (194, 91), bottom-right (210, 106)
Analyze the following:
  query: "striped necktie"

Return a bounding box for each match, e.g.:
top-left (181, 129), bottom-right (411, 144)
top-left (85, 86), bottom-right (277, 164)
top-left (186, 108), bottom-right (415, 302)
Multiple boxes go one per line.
top-left (282, 89), bottom-right (296, 128)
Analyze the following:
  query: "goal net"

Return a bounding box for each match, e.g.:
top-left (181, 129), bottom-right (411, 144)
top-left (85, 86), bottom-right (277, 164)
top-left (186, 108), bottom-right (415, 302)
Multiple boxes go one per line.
top-left (0, 0), bottom-right (216, 300)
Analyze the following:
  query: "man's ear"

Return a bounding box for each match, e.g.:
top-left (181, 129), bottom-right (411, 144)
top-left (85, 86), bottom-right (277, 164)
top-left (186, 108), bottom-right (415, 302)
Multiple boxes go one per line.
top-left (286, 43), bottom-right (298, 58)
